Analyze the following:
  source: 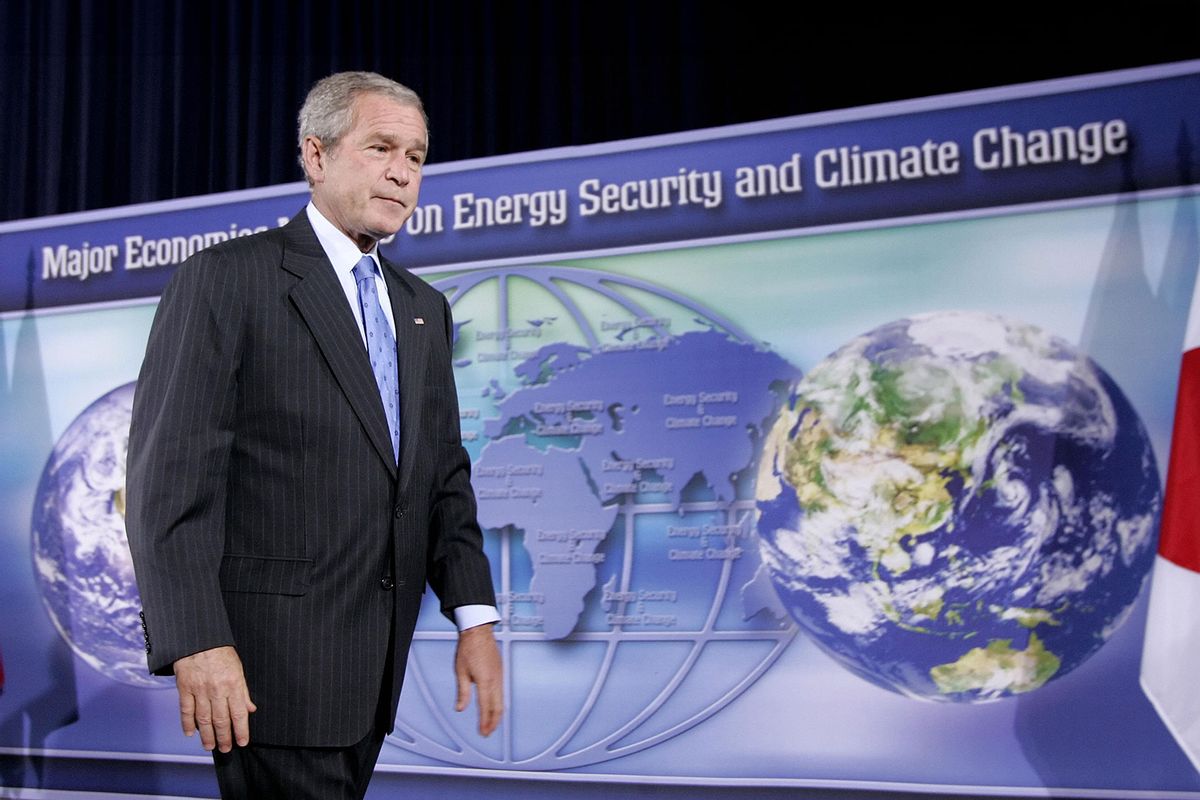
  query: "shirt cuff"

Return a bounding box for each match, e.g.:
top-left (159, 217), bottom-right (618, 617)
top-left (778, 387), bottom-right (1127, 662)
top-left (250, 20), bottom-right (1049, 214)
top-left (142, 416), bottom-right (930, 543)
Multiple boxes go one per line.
top-left (454, 604), bottom-right (501, 631)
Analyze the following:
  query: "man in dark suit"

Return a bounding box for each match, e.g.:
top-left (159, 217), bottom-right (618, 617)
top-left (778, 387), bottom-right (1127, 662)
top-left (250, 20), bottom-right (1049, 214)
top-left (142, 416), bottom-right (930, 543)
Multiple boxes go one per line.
top-left (126, 71), bottom-right (502, 799)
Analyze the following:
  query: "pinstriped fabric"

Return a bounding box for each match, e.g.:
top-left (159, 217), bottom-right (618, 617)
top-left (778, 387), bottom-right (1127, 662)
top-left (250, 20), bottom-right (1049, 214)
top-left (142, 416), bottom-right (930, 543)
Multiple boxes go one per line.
top-left (214, 723), bottom-right (385, 798)
top-left (126, 210), bottom-right (496, 748)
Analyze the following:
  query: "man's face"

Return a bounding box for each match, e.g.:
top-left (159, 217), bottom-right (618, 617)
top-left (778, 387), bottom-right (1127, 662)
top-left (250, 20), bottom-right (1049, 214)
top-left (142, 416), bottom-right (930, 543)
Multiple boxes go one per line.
top-left (305, 92), bottom-right (427, 251)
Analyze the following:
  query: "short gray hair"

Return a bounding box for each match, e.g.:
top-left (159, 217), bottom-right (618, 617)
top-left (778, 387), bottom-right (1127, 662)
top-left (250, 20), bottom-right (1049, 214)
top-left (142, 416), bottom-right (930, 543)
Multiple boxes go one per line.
top-left (297, 71), bottom-right (427, 184)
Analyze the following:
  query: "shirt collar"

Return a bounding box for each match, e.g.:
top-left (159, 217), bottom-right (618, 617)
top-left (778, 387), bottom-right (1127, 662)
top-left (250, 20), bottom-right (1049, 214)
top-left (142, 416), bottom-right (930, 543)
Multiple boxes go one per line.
top-left (305, 201), bottom-right (379, 276)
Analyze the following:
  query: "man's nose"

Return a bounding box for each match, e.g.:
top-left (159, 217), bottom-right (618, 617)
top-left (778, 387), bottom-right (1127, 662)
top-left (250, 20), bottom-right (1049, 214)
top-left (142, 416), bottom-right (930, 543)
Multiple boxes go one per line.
top-left (387, 157), bottom-right (412, 186)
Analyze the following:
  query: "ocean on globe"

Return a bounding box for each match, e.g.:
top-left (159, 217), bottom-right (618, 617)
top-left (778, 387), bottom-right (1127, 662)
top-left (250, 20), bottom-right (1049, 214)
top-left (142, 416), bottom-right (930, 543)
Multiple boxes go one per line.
top-left (31, 382), bottom-right (169, 689)
top-left (756, 311), bottom-right (1161, 702)
top-left (390, 265), bottom-right (800, 769)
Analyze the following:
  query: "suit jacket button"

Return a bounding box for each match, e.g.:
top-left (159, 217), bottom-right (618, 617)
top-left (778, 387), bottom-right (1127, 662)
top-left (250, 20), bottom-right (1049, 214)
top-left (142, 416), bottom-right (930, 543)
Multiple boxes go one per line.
top-left (380, 577), bottom-right (395, 590)
top-left (394, 504), bottom-right (405, 519)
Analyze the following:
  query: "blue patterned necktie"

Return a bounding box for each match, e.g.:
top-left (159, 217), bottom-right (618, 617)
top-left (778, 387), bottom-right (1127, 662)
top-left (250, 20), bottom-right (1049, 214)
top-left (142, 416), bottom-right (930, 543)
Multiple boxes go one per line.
top-left (353, 256), bottom-right (400, 463)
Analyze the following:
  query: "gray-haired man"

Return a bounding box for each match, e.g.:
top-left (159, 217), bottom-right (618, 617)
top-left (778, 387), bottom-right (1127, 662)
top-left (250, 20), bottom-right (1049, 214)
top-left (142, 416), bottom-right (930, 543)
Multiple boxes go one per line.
top-left (127, 71), bottom-right (502, 799)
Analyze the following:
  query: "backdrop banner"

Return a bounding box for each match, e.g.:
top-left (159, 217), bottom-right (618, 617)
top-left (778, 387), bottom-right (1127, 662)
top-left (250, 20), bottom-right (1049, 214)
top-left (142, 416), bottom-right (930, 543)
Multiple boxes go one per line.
top-left (3, 62), bottom-right (1200, 799)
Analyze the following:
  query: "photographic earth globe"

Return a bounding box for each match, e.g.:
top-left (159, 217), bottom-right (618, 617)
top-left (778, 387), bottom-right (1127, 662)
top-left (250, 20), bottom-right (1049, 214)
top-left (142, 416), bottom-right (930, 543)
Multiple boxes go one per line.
top-left (31, 381), bottom-right (169, 689)
top-left (756, 311), bottom-right (1161, 702)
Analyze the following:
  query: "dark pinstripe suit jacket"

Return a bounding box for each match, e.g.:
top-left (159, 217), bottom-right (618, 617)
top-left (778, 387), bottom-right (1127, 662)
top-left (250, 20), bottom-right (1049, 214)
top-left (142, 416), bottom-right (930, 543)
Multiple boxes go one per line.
top-left (126, 210), bottom-right (495, 747)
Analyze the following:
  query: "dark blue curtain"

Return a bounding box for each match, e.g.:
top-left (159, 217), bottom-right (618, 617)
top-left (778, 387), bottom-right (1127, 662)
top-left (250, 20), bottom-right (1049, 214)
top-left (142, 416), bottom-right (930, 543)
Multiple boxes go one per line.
top-left (3, 0), bottom-right (1198, 222)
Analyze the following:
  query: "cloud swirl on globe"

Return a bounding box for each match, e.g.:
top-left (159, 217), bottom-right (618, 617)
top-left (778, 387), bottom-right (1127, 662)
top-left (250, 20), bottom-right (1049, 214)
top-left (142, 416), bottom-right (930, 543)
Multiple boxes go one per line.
top-left (756, 311), bottom-right (1161, 702)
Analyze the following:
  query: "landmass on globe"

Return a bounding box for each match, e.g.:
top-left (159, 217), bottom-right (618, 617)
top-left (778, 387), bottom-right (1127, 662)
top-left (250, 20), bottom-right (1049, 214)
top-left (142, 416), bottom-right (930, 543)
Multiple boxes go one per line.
top-left (471, 330), bottom-right (799, 639)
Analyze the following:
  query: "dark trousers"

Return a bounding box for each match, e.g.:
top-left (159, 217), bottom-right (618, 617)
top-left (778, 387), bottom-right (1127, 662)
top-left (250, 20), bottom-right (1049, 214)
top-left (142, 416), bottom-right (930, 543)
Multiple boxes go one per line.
top-left (212, 724), bottom-right (386, 800)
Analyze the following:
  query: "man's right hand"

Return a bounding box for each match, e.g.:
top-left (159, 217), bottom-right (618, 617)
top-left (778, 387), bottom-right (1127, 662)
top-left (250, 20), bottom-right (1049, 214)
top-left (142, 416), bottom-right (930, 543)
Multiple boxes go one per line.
top-left (173, 645), bottom-right (256, 753)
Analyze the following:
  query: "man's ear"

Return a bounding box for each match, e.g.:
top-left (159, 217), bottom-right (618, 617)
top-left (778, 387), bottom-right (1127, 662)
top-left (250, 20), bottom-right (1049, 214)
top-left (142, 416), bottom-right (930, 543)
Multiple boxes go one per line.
top-left (301, 136), bottom-right (326, 184)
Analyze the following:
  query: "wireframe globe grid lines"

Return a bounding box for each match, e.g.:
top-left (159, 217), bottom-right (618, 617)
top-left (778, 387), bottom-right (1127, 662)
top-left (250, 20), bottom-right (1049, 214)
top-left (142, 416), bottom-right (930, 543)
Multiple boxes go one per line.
top-left (387, 265), bottom-right (801, 770)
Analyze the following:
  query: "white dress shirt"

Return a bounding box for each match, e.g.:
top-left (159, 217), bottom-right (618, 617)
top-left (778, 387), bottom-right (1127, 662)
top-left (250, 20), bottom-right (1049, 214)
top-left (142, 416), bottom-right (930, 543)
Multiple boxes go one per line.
top-left (306, 203), bottom-right (499, 632)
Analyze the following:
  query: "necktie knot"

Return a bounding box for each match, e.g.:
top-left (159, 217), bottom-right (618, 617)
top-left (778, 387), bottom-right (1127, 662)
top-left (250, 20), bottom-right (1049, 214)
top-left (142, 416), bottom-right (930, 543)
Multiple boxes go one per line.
top-left (353, 255), bottom-right (378, 284)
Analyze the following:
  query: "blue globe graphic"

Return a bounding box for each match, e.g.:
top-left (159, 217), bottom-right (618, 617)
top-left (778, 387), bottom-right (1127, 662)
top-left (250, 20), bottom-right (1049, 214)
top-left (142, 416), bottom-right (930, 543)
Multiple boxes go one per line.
top-left (389, 266), bottom-right (801, 768)
top-left (756, 311), bottom-right (1161, 702)
top-left (31, 382), bottom-right (170, 689)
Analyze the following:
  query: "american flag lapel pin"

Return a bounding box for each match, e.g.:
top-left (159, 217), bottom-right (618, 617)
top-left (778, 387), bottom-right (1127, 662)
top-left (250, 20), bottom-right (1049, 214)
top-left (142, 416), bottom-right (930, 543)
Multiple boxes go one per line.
top-left (414, 317), bottom-right (425, 325)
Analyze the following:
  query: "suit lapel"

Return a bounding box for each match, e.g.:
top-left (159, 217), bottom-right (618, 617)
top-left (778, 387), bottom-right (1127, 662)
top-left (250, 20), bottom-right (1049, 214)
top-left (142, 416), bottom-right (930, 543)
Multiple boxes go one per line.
top-left (380, 257), bottom-right (429, 497)
top-left (281, 213), bottom-right (398, 478)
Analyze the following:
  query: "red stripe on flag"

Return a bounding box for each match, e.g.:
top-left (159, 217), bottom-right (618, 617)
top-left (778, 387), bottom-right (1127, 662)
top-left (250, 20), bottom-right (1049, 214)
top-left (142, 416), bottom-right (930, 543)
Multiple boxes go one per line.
top-left (1161, 347), bottom-right (1200, 572)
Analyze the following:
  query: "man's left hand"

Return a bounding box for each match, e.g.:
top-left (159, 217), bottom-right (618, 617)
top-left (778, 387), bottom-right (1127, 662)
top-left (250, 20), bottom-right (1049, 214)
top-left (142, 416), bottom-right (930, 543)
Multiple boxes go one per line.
top-left (454, 623), bottom-right (503, 736)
